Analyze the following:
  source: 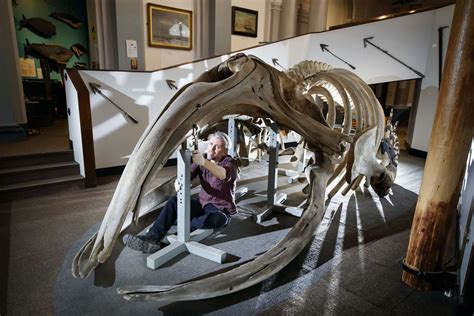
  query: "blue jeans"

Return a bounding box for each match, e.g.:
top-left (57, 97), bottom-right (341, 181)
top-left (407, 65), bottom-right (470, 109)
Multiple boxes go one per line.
top-left (147, 196), bottom-right (231, 241)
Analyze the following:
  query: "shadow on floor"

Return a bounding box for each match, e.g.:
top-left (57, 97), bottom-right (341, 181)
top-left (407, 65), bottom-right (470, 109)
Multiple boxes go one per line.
top-left (157, 183), bottom-right (419, 315)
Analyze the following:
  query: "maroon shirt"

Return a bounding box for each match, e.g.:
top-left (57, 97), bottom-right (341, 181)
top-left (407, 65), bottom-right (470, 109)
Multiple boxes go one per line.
top-left (191, 155), bottom-right (238, 215)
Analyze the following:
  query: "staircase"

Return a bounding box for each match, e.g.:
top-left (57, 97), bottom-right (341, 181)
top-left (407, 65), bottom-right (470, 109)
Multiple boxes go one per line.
top-left (0, 151), bottom-right (84, 201)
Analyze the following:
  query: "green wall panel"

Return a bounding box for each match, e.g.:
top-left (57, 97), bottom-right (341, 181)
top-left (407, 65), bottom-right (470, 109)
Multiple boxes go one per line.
top-left (13, 0), bottom-right (89, 81)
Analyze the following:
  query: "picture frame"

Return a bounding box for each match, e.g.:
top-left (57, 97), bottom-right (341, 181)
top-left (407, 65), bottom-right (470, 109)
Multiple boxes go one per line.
top-left (147, 3), bottom-right (192, 50)
top-left (231, 6), bottom-right (258, 38)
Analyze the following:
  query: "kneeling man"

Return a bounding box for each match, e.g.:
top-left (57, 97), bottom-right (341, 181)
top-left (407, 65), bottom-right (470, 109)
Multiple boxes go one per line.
top-left (123, 132), bottom-right (238, 253)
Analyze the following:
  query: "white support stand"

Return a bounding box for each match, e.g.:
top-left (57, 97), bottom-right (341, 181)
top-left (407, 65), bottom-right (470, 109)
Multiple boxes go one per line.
top-left (228, 118), bottom-right (249, 202)
top-left (228, 118), bottom-right (238, 158)
top-left (277, 168), bottom-right (300, 184)
top-left (147, 149), bottom-right (226, 270)
top-left (254, 124), bottom-right (305, 223)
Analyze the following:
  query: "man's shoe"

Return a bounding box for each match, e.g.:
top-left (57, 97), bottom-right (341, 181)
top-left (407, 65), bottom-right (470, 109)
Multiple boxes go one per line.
top-left (122, 234), bottom-right (161, 253)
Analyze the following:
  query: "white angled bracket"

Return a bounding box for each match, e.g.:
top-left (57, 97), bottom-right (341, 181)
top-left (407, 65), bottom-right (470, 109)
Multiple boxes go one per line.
top-left (147, 149), bottom-right (226, 270)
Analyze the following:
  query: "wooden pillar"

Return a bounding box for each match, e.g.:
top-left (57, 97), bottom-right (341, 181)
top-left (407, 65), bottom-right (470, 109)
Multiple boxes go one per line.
top-left (270, 0), bottom-right (282, 42)
top-left (402, 0), bottom-right (474, 289)
top-left (308, 0), bottom-right (328, 32)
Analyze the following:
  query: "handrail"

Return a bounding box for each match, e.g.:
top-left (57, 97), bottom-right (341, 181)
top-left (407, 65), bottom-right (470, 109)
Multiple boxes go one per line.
top-left (329, 2), bottom-right (454, 30)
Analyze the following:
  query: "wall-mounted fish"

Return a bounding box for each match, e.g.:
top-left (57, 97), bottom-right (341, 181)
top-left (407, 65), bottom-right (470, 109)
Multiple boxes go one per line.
top-left (70, 43), bottom-right (88, 58)
top-left (73, 62), bottom-right (87, 69)
top-left (50, 12), bottom-right (82, 29)
top-left (24, 39), bottom-right (73, 64)
top-left (24, 40), bottom-right (73, 84)
top-left (19, 14), bottom-right (56, 38)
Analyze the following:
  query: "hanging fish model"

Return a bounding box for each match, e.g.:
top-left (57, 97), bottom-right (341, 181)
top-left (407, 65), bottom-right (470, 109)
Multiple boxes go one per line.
top-left (19, 14), bottom-right (56, 38)
top-left (50, 12), bottom-right (82, 29)
top-left (23, 39), bottom-right (74, 83)
top-left (24, 39), bottom-right (73, 63)
top-left (70, 43), bottom-right (88, 58)
top-left (73, 62), bottom-right (87, 69)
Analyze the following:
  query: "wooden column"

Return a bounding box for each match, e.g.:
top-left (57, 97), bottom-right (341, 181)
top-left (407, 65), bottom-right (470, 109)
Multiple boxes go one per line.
top-left (270, 0), bottom-right (282, 42)
top-left (308, 0), bottom-right (328, 32)
top-left (403, 0), bottom-right (474, 289)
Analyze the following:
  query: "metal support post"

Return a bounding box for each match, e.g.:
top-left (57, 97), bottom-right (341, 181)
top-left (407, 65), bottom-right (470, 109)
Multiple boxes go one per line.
top-left (228, 118), bottom-right (249, 201)
top-left (147, 149), bottom-right (226, 269)
top-left (255, 124), bottom-right (287, 223)
top-left (177, 149), bottom-right (191, 242)
top-left (228, 118), bottom-right (238, 158)
top-left (254, 124), bottom-right (306, 223)
top-left (267, 123), bottom-right (279, 207)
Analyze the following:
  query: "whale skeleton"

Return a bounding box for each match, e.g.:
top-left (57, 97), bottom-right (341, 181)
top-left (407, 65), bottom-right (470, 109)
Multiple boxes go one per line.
top-left (72, 53), bottom-right (398, 301)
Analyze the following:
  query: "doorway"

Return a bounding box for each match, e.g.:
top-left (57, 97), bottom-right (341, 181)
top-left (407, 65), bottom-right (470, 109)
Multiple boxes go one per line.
top-left (0, 0), bottom-right (89, 157)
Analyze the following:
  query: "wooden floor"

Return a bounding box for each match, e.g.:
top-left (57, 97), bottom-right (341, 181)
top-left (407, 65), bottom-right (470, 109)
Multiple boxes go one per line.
top-left (1, 151), bottom-right (453, 316)
top-left (0, 118), bottom-right (70, 157)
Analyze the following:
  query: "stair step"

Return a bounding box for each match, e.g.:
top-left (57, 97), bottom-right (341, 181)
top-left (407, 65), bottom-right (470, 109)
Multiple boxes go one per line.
top-left (0, 151), bottom-right (74, 170)
top-left (0, 161), bottom-right (80, 185)
top-left (0, 174), bottom-right (84, 201)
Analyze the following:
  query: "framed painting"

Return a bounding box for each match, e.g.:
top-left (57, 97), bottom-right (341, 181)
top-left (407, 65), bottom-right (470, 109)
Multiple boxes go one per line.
top-left (231, 6), bottom-right (258, 37)
top-left (147, 4), bottom-right (192, 50)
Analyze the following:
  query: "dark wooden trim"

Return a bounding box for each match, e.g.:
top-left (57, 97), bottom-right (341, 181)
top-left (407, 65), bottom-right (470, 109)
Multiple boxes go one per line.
top-left (284, 141), bottom-right (298, 148)
top-left (405, 140), bottom-right (427, 158)
top-left (329, 2), bottom-right (455, 30)
top-left (96, 165), bottom-right (126, 177)
top-left (408, 147), bottom-right (428, 158)
top-left (66, 69), bottom-right (97, 188)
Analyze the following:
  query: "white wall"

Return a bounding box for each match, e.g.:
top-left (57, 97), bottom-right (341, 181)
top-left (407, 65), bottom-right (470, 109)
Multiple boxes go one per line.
top-left (307, 10), bottom-right (435, 83)
top-left (66, 5), bottom-right (455, 170)
top-left (115, 0), bottom-right (143, 71)
top-left (409, 5), bottom-right (454, 152)
top-left (77, 58), bottom-right (227, 168)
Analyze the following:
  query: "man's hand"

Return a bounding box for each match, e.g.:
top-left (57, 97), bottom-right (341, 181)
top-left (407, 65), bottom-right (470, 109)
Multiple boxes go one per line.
top-left (192, 150), bottom-right (205, 166)
top-left (174, 178), bottom-right (181, 193)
